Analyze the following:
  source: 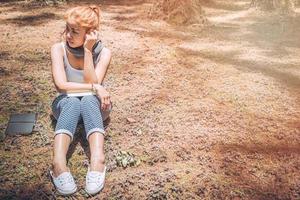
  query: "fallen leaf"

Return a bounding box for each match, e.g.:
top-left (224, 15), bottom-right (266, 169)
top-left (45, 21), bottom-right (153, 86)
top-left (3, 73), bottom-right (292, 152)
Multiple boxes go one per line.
top-left (126, 117), bottom-right (136, 123)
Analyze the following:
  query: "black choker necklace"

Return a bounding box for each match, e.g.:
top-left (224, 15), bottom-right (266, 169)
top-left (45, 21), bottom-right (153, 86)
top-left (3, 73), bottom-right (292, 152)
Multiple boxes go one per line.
top-left (65, 40), bottom-right (103, 63)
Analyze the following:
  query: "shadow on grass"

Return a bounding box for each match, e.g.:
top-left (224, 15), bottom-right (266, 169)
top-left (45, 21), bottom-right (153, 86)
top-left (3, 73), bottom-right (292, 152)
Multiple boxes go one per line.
top-left (0, 0), bottom-right (21, 2)
top-left (0, 51), bottom-right (10, 60)
top-left (2, 12), bottom-right (59, 26)
top-left (213, 141), bottom-right (300, 199)
top-left (220, 142), bottom-right (300, 156)
top-left (98, 0), bottom-right (146, 6)
top-left (177, 45), bottom-right (300, 89)
top-left (201, 0), bottom-right (250, 11)
top-left (0, 184), bottom-right (55, 200)
top-left (171, 10), bottom-right (300, 91)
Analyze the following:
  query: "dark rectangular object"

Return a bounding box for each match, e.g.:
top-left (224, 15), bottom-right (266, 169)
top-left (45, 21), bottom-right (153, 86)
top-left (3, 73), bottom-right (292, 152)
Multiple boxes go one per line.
top-left (5, 122), bottom-right (35, 136)
top-left (5, 113), bottom-right (37, 136)
top-left (9, 113), bottom-right (36, 123)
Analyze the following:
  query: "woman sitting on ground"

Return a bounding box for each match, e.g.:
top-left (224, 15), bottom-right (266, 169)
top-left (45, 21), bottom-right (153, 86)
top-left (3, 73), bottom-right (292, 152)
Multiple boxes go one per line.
top-left (50, 5), bottom-right (112, 196)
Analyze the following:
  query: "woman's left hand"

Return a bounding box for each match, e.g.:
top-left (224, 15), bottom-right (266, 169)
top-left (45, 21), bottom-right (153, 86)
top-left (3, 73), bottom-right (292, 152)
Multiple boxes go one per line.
top-left (84, 30), bottom-right (99, 52)
top-left (94, 84), bottom-right (111, 110)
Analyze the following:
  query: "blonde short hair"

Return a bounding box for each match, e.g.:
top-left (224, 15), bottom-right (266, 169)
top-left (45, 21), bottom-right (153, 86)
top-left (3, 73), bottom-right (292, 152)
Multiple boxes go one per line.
top-left (64, 5), bottom-right (100, 31)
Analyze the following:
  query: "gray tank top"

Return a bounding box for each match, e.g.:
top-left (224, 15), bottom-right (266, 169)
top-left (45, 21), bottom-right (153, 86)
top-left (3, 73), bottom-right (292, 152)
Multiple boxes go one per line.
top-left (61, 42), bottom-right (102, 83)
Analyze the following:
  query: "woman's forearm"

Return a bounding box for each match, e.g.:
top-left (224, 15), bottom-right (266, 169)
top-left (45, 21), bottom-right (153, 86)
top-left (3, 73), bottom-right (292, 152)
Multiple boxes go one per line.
top-left (55, 81), bottom-right (93, 93)
top-left (83, 49), bottom-right (98, 83)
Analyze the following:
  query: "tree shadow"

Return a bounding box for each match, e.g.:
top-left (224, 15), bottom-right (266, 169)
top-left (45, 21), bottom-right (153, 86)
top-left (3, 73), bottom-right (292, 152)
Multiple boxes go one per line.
top-left (201, 0), bottom-right (251, 11)
top-left (111, 14), bottom-right (141, 22)
top-left (66, 123), bottom-right (91, 162)
top-left (0, 51), bottom-right (11, 76)
top-left (2, 12), bottom-right (59, 27)
top-left (220, 142), bottom-right (300, 156)
top-left (99, 0), bottom-right (147, 6)
top-left (0, 183), bottom-right (56, 200)
top-left (176, 45), bottom-right (300, 89)
top-left (170, 8), bottom-right (300, 91)
top-left (213, 141), bottom-right (300, 199)
top-left (0, 51), bottom-right (10, 60)
top-left (114, 24), bottom-right (196, 42)
top-left (236, 13), bottom-right (300, 50)
top-left (0, 0), bottom-right (21, 2)
top-left (100, 0), bottom-right (151, 25)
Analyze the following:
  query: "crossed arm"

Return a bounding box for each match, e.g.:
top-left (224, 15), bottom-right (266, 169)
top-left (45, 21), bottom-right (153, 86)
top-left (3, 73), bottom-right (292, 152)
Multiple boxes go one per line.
top-left (83, 46), bottom-right (111, 84)
top-left (51, 43), bottom-right (112, 109)
top-left (51, 43), bottom-right (111, 93)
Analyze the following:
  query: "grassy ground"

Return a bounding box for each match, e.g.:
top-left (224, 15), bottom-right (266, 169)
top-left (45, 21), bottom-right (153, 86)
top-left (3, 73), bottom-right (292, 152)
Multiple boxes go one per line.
top-left (0, 0), bottom-right (299, 199)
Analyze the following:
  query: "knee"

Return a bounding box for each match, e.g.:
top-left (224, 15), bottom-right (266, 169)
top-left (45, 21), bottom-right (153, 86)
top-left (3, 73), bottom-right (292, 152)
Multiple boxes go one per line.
top-left (65, 97), bottom-right (81, 109)
top-left (66, 97), bottom-right (81, 104)
top-left (81, 95), bottom-right (99, 107)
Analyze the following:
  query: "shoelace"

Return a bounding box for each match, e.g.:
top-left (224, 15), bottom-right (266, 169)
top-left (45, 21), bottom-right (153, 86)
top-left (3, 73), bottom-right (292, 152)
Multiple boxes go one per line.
top-left (58, 174), bottom-right (74, 186)
top-left (87, 173), bottom-right (102, 184)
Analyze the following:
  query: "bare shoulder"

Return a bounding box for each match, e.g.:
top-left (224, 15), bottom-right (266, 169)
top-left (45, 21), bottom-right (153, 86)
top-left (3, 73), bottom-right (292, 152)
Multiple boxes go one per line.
top-left (50, 42), bottom-right (64, 70)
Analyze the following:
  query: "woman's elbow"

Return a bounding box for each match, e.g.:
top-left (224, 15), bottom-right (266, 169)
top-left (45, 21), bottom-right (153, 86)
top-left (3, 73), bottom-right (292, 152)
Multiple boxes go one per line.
top-left (54, 80), bottom-right (67, 93)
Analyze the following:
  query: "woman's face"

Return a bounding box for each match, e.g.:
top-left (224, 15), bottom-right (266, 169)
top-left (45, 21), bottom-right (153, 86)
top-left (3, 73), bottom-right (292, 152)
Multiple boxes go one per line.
top-left (65, 22), bottom-right (86, 48)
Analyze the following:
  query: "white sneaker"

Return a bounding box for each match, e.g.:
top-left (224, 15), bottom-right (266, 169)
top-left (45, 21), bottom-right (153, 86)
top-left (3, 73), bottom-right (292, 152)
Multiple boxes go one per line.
top-left (85, 166), bottom-right (107, 195)
top-left (50, 170), bottom-right (77, 195)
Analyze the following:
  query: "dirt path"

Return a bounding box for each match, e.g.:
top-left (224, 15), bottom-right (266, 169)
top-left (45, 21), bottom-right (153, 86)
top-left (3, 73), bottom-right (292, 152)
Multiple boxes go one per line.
top-left (0, 0), bottom-right (299, 199)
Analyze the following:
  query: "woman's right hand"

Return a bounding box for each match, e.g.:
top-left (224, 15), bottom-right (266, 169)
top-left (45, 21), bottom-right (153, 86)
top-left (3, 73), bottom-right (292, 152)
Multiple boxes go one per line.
top-left (84, 30), bottom-right (99, 52)
top-left (94, 84), bottom-right (111, 111)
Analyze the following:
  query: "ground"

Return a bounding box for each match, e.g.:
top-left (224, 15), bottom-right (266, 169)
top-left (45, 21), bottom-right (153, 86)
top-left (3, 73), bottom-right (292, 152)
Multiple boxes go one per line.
top-left (0, 0), bottom-right (299, 199)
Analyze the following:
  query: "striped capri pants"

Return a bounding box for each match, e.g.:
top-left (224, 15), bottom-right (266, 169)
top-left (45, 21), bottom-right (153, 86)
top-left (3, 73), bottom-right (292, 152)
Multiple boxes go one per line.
top-left (51, 94), bottom-right (111, 141)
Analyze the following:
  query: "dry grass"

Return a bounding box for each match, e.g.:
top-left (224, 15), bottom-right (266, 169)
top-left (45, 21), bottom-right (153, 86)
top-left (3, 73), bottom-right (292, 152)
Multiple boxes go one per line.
top-left (0, 0), bottom-right (299, 199)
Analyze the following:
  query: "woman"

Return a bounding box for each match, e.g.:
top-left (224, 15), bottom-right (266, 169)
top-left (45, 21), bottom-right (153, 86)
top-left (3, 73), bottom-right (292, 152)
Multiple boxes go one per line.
top-left (50, 5), bottom-right (111, 196)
